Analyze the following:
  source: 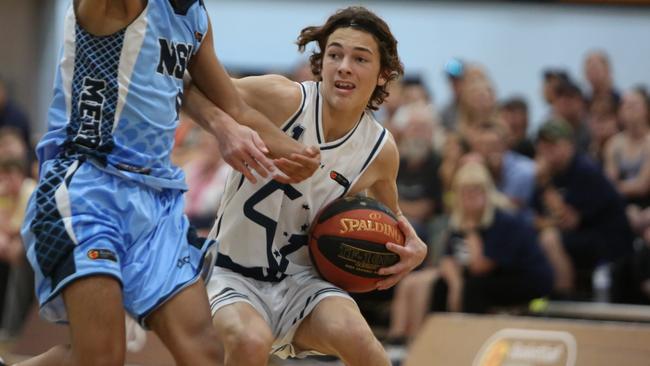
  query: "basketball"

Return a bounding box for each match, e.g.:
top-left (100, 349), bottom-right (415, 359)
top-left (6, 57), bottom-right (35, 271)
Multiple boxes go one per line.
top-left (309, 196), bottom-right (405, 293)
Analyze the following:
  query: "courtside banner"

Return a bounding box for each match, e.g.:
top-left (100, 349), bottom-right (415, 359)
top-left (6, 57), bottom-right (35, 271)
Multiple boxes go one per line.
top-left (405, 314), bottom-right (650, 366)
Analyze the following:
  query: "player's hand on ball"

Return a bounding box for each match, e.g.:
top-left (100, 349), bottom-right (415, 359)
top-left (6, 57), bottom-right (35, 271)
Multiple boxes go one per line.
top-left (273, 146), bottom-right (321, 184)
top-left (375, 216), bottom-right (427, 290)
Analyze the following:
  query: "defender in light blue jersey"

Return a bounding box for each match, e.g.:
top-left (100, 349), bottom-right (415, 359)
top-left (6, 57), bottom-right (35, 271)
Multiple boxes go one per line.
top-left (20, 1), bottom-right (319, 365)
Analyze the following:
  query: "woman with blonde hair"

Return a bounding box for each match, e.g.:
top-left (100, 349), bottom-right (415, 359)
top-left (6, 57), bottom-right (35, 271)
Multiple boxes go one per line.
top-left (432, 161), bottom-right (553, 313)
top-left (388, 161), bottom-right (552, 341)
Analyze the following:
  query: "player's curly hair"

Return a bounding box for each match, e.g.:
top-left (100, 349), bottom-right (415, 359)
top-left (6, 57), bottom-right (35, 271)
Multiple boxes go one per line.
top-left (297, 6), bottom-right (404, 111)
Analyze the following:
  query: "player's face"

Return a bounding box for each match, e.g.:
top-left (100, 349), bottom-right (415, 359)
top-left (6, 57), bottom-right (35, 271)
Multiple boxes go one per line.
top-left (321, 27), bottom-right (384, 111)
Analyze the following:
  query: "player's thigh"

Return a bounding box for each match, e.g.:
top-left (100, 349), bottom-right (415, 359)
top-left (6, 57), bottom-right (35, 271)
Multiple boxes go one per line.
top-left (63, 275), bottom-right (125, 362)
top-left (146, 279), bottom-right (219, 357)
top-left (292, 296), bottom-right (375, 354)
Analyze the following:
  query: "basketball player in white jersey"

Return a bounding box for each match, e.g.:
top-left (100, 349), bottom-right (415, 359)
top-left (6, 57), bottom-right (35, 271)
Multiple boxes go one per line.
top-left (193, 6), bottom-right (427, 365)
top-left (17, 1), bottom-right (319, 366)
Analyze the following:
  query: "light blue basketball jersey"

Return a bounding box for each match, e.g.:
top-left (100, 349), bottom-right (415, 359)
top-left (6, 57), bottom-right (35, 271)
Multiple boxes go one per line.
top-left (38, 0), bottom-right (208, 190)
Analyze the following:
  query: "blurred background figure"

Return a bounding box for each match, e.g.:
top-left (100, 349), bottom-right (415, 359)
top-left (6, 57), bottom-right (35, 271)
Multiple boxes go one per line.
top-left (473, 122), bottom-right (536, 215)
top-left (552, 79), bottom-right (591, 153)
top-left (432, 161), bottom-right (552, 313)
top-left (541, 69), bottom-right (570, 122)
top-left (584, 50), bottom-right (621, 113)
top-left (390, 78), bottom-right (445, 150)
top-left (396, 104), bottom-right (443, 245)
top-left (604, 87), bottom-right (650, 235)
top-left (0, 79), bottom-right (31, 154)
top-left (534, 120), bottom-right (633, 297)
top-left (498, 97), bottom-right (535, 159)
top-left (177, 125), bottom-right (231, 235)
top-left (587, 98), bottom-right (619, 166)
top-left (0, 127), bottom-right (35, 338)
top-left (289, 58), bottom-right (316, 83)
top-left (456, 64), bottom-right (496, 146)
top-left (441, 58), bottom-right (465, 131)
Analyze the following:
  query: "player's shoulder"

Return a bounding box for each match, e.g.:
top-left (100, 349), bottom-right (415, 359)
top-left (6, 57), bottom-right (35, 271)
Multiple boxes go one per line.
top-left (237, 74), bottom-right (302, 107)
top-left (370, 128), bottom-right (398, 175)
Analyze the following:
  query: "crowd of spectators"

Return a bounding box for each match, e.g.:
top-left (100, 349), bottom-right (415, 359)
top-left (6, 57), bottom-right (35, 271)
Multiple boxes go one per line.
top-left (1, 49), bottom-right (648, 347)
top-left (382, 50), bottom-right (650, 343)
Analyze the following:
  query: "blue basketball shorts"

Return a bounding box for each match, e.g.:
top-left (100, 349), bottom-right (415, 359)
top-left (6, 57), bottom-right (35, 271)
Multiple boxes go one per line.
top-left (21, 158), bottom-right (216, 326)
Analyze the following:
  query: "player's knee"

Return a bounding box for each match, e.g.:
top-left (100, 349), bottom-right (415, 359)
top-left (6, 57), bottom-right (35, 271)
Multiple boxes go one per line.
top-left (337, 323), bottom-right (385, 363)
top-left (225, 327), bottom-right (273, 362)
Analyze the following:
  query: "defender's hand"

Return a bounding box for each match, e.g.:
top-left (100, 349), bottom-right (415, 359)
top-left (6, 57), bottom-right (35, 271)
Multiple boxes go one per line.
top-left (215, 122), bottom-right (275, 184)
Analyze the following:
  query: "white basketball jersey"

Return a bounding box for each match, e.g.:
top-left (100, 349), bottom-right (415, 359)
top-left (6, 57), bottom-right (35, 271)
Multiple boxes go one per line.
top-left (209, 81), bottom-right (388, 282)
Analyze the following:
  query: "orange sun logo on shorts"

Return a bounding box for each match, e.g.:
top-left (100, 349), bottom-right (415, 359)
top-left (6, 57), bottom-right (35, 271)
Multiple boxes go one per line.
top-left (87, 250), bottom-right (99, 260)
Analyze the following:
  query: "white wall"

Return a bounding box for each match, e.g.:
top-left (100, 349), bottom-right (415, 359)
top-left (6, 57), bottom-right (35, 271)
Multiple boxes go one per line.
top-left (205, 0), bottom-right (650, 130)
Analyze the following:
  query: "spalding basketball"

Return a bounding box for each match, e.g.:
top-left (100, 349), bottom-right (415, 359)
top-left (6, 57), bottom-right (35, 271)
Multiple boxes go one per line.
top-left (309, 196), bottom-right (405, 293)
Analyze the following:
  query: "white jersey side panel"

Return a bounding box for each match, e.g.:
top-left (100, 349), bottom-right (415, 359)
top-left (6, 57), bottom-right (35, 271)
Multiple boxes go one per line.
top-left (210, 81), bottom-right (388, 281)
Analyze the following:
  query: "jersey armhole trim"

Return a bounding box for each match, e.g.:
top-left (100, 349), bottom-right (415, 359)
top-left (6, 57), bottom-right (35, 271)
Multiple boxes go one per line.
top-left (281, 82), bottom-right (307, 133)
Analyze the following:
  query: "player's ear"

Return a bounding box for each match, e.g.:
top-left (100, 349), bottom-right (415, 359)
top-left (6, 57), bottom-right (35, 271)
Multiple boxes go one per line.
top-left (377, 70), bottom-right (396, 87)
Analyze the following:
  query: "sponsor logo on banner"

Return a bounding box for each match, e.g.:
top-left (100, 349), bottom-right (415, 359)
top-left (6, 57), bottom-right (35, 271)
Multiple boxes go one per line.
top-left (473, 328), bottom-right (577, 366)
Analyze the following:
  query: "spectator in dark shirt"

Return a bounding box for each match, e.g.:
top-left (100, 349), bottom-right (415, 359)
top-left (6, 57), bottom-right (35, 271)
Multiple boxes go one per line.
top-left (431, 162), bottom-right (553, 313)
top-left (534, 120), bottom-right (634, 294)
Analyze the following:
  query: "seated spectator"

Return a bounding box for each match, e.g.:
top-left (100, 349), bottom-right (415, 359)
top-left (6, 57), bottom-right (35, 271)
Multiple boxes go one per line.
top-left (431, 162), bottom-right (553, 314)
top-left (375, 78), bottom-right (404, 135)
top-left (604, 87), bottom-right (650, 235)
top-left (438, 132), bottom-right (470, 211)
top-left (552, 80), bottom-right (591, 153)
top-left (0, 127), bottom-right (35, 336)
top-left (584, 50), bottom-right (621, 113)
top-left (387, 162), bottom-right (550, 332)
top-left (474, 122), bottom-right (536, 213)
top-left (587, 98), bottom-right (619, 166)
top-left (456, 65), bottom-right (496, 144)
top-left (534, 120), bottom-right (634, 295)
top-left (396, 105), bottom-right (443, 245)
top-left (498, 97), bottom-right (535, 159)
top-left (541, 68), bottom-right (570, 122)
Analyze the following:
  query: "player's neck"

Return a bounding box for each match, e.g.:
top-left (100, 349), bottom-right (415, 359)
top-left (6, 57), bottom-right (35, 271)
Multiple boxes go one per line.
top-left (75, 0), bottom-right (147, 36)
top-left (321, 104), bottom-right (365, 142)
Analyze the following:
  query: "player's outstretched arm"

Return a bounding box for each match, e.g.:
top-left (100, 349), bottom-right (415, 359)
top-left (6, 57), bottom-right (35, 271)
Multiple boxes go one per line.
top-left (365, 135), bottom-right (428, 290)
top-left (186, 18), bottom-right (319, 183)
top-left (232, 75), bottom-right (322, 183)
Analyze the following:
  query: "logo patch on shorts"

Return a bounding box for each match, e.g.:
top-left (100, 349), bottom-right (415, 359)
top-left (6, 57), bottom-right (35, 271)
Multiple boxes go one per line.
top-left (87, 249), bottom-right (117, 262)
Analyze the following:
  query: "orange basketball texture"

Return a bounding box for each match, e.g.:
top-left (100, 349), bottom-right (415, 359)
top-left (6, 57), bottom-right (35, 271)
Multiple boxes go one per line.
top-left (309, 196), bottom-right (405, 293)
